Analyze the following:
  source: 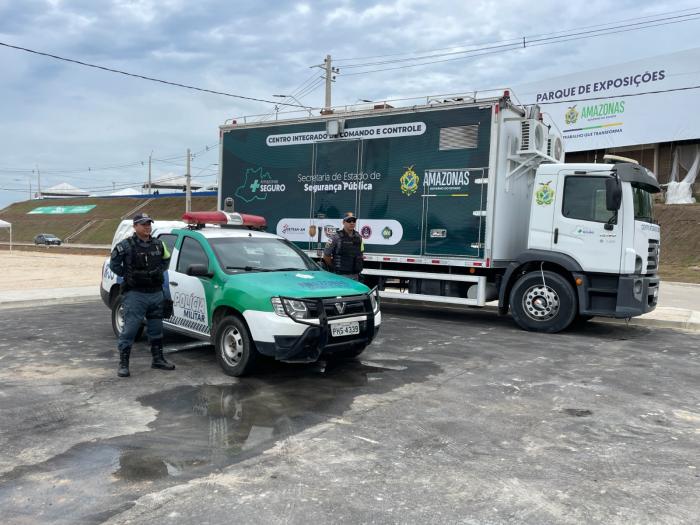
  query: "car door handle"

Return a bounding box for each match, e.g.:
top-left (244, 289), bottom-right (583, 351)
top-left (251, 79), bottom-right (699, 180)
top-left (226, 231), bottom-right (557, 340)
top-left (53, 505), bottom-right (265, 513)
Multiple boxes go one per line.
top-left (553, 228), bottom-right (559, 244)
top-left (169, 281), bottom-right (179, 286)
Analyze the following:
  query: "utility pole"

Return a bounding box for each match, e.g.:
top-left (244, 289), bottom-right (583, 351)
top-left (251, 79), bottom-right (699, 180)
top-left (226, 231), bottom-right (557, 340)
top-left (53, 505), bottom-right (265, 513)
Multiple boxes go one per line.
top-left (36, 164), bottom-right (41, 199)
top-left (324, 54), bottom-right (332, 112)
top-left (319, 55), bottom-right (339, 114)
top-left (148, 151), bottom-right (152, 194)
top-left (185, 148), bottom-right (192, 213)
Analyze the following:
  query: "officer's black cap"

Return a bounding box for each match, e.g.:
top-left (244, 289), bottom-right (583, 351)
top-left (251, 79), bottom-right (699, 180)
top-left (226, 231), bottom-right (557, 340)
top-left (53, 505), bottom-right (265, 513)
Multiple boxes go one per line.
top-left (133, 213), bottom-right (154, 225)
top-left (343, 213), bottom-right (357, 222)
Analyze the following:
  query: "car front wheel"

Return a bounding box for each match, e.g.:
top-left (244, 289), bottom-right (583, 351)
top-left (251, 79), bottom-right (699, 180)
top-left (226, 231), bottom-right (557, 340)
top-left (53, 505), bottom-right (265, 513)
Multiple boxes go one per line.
top-left (111, 294), bottom-right (144, 341)
top-left (214, 315), bottom-right (259, 377)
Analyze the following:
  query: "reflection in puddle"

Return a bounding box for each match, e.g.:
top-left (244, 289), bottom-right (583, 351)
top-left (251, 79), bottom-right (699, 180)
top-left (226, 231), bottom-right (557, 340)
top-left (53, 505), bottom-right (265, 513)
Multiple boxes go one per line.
top-left (0, 359), bottom-right (438, 524)
top-left (121, 361), bottom-right (397, 479)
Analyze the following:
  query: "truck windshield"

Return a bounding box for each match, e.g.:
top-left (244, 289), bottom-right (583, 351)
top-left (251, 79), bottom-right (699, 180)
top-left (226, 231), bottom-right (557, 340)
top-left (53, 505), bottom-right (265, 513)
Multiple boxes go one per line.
top-left (631, 183), bottom-right (655, 223)
top-left (209, 237), bottom-right (320, 273)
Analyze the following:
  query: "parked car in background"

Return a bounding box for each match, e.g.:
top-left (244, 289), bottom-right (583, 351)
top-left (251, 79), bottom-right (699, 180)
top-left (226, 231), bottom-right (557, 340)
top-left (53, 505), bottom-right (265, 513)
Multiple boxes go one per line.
top-left (34, 233), bottom-right (62, 245)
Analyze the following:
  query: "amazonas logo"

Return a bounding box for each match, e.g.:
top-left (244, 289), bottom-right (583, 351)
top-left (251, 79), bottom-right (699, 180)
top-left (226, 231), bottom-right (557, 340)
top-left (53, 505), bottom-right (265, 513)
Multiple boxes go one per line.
top-left (400, 166), bottom-right (419, 196)
top-left (565, 101), bottom-right (625, 124)
top-left (565, 105), bottom-right (579, 125)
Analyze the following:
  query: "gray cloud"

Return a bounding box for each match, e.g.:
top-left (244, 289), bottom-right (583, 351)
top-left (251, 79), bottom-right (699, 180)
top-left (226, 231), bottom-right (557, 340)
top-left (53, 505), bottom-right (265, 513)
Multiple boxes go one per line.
top-left (1, 0), bottom-right (698, 207)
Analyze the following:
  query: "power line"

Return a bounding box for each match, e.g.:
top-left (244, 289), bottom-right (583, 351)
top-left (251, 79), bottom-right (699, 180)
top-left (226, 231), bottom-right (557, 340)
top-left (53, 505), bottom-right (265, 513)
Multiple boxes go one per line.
top-left (0, 142), bottom-right (219, 176)
top-left (0, 41), bottom-right (307, 107)
top-left (339, 12), bottom-right (700, 76)
top-left (334, 6), bottom-right (700, 63)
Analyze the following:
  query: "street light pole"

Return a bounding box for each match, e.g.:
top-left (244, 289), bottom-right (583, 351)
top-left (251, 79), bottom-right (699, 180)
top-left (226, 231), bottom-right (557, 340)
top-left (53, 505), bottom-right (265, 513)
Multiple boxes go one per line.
top-left (272, 94), bottom-right (313, 116)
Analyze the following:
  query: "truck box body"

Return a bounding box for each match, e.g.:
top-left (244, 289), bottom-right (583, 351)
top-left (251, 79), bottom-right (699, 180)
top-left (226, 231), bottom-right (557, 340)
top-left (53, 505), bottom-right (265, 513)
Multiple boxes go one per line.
top-left (220, 99), bottom-right (535, 267)
top-left (219, 93), bottom-right (660, 333)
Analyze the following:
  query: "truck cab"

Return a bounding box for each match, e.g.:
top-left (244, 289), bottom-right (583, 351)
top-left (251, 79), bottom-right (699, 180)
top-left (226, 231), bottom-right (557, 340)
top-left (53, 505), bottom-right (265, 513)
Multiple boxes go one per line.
top-left (501, 159), bottom-right (660, 331)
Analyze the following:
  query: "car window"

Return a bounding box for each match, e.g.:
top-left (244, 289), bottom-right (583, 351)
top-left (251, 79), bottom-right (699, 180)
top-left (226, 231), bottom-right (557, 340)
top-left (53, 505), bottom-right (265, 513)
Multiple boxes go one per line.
top-left (209, 237), bottom-right (319, 273)
top-left (176, 237), bottom-right (210, 273)
top-left (157, 233), bottom-right (178, 254)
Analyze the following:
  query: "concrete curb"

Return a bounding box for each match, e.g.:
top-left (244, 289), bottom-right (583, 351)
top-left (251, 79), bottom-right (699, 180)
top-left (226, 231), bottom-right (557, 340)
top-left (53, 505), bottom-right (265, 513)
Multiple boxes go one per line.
top-left (381, 298), bottom-right (700, 332)
top-left (0, 296), bottom-right (99, 310)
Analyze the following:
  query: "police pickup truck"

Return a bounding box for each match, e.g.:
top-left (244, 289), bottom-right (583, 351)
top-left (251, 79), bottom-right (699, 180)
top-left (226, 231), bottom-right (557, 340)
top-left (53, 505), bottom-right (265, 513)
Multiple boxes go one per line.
top-left (100, 211), bottom-right (381, 376)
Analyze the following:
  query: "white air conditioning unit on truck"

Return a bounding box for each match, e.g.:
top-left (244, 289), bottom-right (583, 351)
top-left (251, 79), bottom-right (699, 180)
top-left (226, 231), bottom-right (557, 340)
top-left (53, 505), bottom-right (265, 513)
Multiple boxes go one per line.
top-left (547, 135), bottom-right (565, 162)
top-left (518, 119), bottom-right (549, 157)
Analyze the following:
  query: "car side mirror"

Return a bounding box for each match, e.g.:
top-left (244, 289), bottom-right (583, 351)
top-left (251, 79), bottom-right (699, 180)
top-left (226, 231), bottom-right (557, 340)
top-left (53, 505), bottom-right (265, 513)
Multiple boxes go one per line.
top-left (187, 264), bottom-right (213, 278)
top-left (605, 177), bottom-right (622, 211)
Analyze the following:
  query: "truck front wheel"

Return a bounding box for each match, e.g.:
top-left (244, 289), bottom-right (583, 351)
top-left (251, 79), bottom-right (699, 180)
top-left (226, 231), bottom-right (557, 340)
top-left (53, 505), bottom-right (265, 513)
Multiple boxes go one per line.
top-left (214, 315), bottom-right (259, 377)
top-left (509, 271), bottom-right (577, 333)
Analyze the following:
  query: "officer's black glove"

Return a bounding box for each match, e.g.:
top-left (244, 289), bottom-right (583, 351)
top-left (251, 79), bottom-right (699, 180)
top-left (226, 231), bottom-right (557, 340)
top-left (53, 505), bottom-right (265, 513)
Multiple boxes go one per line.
top-left (162, 299), bottom-right (174, 318)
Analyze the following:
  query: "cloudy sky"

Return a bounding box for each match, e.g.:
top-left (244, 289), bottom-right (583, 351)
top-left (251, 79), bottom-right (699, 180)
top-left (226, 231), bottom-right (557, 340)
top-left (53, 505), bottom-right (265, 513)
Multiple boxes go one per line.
top-left (1, 0), bottom-right (698, 209)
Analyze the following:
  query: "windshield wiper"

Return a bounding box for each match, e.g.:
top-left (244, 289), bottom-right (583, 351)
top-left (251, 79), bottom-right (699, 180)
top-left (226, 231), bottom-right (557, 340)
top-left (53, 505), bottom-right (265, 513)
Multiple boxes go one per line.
top-left (271, 267), bottom-right (310, 272)
top-left (226, 266), bottom-right (271, 272)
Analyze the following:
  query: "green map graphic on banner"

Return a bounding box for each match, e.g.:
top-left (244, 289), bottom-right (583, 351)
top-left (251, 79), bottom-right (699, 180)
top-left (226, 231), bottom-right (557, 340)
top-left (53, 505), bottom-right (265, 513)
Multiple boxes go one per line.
top-left (28, 205), bottom-right (96, 215)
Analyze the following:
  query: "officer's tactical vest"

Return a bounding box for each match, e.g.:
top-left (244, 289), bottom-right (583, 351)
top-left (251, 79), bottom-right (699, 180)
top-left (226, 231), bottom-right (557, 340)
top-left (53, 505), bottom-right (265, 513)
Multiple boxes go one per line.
top-left (334, 230), bottom-right (363, 274)
top-left (124, 237), bottom-right (164, 290)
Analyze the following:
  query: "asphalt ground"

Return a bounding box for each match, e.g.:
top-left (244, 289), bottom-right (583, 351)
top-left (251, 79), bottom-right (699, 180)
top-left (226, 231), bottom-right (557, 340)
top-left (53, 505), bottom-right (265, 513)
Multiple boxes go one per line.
top-left (0, 301), bottom-right (698, 524)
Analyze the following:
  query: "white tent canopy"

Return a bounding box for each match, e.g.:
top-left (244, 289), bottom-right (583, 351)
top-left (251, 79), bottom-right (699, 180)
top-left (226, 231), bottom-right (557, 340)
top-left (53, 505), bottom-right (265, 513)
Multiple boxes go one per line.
top-left (0, 219), bottom-right (11, 252)
top-left (666, 145), bottom-right (699, 204)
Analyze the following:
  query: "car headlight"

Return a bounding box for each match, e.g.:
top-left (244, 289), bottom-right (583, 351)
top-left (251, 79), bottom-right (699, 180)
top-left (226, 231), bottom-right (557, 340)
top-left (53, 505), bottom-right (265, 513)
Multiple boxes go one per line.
top-left (369, 287), bottom-right (379, 312)
top-left (271, 297), bottom-right (309, 319)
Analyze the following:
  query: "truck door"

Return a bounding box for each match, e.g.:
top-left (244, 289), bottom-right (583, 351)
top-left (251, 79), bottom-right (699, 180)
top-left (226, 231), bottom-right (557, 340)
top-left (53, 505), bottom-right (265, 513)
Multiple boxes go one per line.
top-left (310, 140), bottom-right (362, 237)
top-left (552, 173), bottom-right (623, 273)
top-left (422, 167), bottom-right (487, 257)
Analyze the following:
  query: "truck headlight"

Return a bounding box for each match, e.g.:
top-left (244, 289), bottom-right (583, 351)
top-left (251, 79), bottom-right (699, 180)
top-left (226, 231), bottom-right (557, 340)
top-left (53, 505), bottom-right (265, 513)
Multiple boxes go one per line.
top-left (271, 297), bottom-right (309, 319)
top-left (635, 256), bottom-right (643, 274)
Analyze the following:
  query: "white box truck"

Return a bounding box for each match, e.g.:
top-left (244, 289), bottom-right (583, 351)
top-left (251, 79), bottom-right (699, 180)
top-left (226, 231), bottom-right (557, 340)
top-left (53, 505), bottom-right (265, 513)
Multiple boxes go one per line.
top-left (217, 90), bottom-right (660, 333)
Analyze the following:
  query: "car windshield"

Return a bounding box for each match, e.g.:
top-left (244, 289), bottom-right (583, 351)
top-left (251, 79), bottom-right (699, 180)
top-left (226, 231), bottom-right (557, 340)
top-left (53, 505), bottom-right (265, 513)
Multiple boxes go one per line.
top-left (631, 183), bottom-right (655, 223)
top-left (209, 237), bottom-right (320, 274)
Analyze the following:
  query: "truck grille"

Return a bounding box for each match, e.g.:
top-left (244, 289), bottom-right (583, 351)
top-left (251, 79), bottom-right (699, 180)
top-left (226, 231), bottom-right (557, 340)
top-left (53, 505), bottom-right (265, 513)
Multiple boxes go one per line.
top-left (647, 239), bottom-right (659, 273)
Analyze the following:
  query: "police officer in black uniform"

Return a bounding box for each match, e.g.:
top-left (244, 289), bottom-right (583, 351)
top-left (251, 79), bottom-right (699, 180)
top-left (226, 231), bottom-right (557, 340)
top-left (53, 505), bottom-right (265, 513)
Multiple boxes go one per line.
top-left (110, 213), bottom-right (175, 378)
top-left (323, 212), bottom-right (364, 281)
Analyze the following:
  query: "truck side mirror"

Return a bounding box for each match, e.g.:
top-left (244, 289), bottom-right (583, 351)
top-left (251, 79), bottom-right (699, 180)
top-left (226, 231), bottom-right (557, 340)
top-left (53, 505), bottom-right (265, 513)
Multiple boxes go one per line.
top-left (605, 177), bottom-right (622, 211)
top-left (187, 264), bottom-right (213, 278)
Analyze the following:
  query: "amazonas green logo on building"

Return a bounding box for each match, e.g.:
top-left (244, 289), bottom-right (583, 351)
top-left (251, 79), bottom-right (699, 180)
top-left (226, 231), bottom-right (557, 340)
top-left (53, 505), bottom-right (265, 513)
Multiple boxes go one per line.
top-left (565, 101), bottom-right (625, 125)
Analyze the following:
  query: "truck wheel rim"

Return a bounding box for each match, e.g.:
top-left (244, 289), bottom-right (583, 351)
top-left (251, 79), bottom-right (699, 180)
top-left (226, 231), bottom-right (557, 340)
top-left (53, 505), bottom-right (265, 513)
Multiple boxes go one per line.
top-left (523, 285), bottom-right (560, 322)
top-left (221, 327), bottom-right (244, 366)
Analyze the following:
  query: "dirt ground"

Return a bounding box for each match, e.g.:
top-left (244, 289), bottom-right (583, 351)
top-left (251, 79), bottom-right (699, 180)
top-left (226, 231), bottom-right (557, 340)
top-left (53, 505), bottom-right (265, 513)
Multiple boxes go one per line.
top-left (0, 251), bottom-right (106, 290)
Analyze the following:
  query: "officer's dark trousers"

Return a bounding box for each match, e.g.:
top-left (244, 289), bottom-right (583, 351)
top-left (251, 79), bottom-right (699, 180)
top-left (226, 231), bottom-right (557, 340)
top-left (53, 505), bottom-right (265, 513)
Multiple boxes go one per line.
top-left (118, 290), bottom-right (164, 351)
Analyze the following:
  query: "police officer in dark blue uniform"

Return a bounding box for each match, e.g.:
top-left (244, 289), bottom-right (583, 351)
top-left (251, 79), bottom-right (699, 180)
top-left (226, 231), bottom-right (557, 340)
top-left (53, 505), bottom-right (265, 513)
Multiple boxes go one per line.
top-left (110, 213), bottom-right (175, 378)
top-left (322, 212), bottom-right (364, 281)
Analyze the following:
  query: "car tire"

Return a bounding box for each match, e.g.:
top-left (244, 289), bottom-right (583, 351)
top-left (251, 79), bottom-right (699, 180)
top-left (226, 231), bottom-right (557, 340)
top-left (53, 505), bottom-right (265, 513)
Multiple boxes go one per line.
top-left (509, 270), bottom-right (577, 333)
top-left (111, 295), bottom-right (144, 341)
top-left (214, 315), bottom-right (259, 377)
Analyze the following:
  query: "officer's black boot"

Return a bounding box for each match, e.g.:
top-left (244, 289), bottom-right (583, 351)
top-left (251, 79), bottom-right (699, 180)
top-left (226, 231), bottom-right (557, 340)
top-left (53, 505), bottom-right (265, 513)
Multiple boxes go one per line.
top-left (118, 348), bottom-right (131, 378)
top-left (150, 342), bottom-right (175, 370)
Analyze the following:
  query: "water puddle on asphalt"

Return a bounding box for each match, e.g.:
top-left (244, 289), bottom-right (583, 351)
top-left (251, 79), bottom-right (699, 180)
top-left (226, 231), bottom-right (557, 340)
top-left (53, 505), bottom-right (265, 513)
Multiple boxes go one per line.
top-left (0, 358), bottom-right (438, 524)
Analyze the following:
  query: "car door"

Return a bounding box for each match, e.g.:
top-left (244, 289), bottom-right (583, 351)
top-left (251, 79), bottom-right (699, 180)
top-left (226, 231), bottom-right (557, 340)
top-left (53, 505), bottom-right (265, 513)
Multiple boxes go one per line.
top-left (165, 235), bottom-right (214, 337)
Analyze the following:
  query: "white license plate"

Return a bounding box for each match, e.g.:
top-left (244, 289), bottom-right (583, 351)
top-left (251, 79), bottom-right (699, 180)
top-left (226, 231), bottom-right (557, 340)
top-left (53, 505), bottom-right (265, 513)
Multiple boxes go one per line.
top-left (331, 321), bottom-right (360, 337)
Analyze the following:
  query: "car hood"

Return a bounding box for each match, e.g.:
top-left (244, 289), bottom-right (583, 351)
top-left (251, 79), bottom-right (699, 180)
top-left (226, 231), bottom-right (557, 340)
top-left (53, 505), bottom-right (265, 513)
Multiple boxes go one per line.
top-left (223, 270), bottom-right (369, 299)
